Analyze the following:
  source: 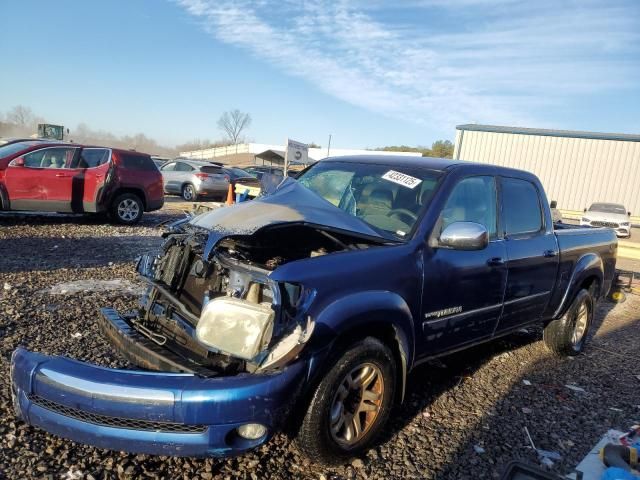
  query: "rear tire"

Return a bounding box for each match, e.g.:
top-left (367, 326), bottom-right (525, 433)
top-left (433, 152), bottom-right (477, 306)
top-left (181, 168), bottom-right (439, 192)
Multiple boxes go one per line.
top-left (182, 184), bottom-right (197, 201)
top-left (110, 193), bottom-right (143, 225)
top-left (543, 289), bottom-right (593, 356)
top-left (295, 337), bottom-right (396, 465)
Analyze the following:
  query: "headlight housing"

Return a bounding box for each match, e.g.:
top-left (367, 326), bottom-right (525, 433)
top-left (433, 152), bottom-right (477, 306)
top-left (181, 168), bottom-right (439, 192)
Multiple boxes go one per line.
top-left (621, 222), bottom-right (630, 226)
top-left (581, 217), bottom-right (590, 223)
top-left (196, 297), bottom-right (274, 360)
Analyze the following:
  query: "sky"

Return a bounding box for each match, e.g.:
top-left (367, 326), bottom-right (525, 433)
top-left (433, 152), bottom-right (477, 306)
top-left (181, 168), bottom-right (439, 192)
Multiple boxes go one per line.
top-left (1, 0), bottom-right (639, 149)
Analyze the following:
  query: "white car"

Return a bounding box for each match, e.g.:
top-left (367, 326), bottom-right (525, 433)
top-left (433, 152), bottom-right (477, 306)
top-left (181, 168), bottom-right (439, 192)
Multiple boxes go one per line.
top-left (581, 202), bottom-right (632, 238)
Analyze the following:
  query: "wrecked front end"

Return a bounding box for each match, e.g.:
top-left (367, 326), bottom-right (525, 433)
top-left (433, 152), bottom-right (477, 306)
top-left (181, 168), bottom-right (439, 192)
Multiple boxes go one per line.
top-left (11, 180), bottom-right (389, 456)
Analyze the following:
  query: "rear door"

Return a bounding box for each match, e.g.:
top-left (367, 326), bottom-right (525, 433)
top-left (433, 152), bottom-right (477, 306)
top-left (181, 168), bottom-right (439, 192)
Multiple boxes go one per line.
top-left (66, 148), bottom-right (112, 212)
top-left (495, 176), bottom-right (559, 334)
top-left (4, 146), bottom-right (79, 211)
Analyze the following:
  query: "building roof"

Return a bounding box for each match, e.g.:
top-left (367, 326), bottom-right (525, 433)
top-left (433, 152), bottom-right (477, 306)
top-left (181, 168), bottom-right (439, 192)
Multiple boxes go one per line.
top-left (456, 124), bottom-right (640, 143)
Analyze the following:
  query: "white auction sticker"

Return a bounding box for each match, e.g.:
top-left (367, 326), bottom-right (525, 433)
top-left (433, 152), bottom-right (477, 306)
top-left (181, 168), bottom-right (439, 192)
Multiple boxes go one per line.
top-left (382, 170), bottom-right (422, 189)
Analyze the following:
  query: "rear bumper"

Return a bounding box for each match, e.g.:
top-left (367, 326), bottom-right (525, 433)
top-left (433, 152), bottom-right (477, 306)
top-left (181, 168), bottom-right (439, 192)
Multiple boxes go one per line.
top-left (146, 196), bottom-right (164, 212)
top-left (11, 339), bottom-right (306, 457)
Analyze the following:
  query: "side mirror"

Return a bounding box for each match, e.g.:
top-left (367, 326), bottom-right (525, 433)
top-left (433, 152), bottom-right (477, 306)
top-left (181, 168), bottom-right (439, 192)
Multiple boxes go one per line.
top-left (11, 157), bottom-right (25, 167)
top-left (550, 200), bottom-right (557, 209)
top-left (439, 221), bottom-right (488, 250)
top-left (628, 211), bottom-right (632, 216)
top-left (584, 208), bottom-right (587, 212)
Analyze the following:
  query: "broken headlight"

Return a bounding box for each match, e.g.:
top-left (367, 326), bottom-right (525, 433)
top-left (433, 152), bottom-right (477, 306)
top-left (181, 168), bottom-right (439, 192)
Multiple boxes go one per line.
top-left (196, 297), bottom-right (275, 360)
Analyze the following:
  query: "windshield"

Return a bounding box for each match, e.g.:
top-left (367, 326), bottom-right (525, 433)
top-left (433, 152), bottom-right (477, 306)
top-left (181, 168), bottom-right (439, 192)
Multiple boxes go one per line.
top-left (0, 141), bottom-right (44, 160)
top-left (589, 203), bottom-right (626, 214)
top-left (297, 161), bottom-right (441, 239)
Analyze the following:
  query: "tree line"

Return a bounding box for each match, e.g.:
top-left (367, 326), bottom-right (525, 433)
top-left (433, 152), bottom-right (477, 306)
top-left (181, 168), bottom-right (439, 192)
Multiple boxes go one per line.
top-left (1, 104), bottom-right (454, 159)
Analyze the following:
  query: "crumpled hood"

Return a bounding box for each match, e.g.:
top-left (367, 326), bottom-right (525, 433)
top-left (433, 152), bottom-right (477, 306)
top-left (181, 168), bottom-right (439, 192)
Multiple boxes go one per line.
top-left (583, 211), bottom-right (629, 223)
top-left (190, 178), bottom-right (386, 255)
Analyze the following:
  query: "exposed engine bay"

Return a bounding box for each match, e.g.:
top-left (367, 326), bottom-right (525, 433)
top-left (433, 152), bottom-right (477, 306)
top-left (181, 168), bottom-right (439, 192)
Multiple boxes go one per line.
top-left (123, 221), bottom-right (385, 377)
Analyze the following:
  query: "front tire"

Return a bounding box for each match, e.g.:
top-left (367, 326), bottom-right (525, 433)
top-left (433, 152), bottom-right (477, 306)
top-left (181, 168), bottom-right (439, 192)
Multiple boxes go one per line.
top-left (110, 193), bottom-right (143, 225)
top-left (295, 337), bottom-right (396, 465)
top-left (543, 288), bottom-right (594, 356)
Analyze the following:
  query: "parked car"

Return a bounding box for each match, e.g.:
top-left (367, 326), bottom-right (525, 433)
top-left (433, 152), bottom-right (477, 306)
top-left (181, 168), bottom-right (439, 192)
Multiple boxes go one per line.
top-left (580, 202), bottom-right (632, 238)
top-left (151, 156), bottom-right (170, 169)
top-left (244, 165), bottom-right (284, 179)
top-left (11, 156), bottom-right (617, 464)
top-left (160, 159), bottom-right (255, 200)
top-left (0, 141), bottom-right (163, 224)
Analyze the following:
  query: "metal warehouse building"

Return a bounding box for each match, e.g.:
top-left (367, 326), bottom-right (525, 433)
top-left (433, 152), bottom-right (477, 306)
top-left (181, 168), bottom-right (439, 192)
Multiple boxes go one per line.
top-left (453, 124), bottom-right (640, 217)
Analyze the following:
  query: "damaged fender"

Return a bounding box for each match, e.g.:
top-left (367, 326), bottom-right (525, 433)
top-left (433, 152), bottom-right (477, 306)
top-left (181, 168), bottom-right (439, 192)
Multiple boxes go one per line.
top-left (308, 290), bottom-right (415, 401)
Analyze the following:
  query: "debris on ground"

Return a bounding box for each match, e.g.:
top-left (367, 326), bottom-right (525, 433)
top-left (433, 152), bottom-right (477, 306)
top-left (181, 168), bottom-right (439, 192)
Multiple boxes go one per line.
top-left (565, 384), bottom-right (587, 393)
top-left (45, 279), bottom-right (145, 296)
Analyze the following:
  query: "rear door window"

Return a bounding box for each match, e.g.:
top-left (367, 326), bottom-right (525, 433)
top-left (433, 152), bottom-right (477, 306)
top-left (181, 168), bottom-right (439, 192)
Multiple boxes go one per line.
top-left (501, 177), bottom-right (544, 236)
top-left (119, 153), bottom-right (157, 171)
top-left (76, 148), bottom-right (110, 168)
top-left (175, 162), bottom-right (194, 172)
top-left (161, 162), bottom-right (176, 171)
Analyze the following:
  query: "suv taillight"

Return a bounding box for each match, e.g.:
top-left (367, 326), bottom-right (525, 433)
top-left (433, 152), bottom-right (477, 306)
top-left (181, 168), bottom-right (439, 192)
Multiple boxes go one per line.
top-left (195, 172), bottom-right (209, 180)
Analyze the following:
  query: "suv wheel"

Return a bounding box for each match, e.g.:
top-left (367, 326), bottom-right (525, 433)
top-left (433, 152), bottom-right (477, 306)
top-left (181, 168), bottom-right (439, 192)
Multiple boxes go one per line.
top-left (543, 288), bottom-right (594, 356)
top-left (111, 193), bottom-right (143, 225)
top-left (182, 184), bottom-right (197, 201)
top-left (295, 337), bottom-right (396, 465)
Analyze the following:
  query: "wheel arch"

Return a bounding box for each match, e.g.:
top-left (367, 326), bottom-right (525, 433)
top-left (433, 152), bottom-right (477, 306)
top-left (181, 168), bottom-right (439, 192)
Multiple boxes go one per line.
top-left (111, 187), bottom-right (147, 210)
top-left (307, 291), bottom-right (416, 404)
top-left (552, 253), bottom-right (603, 319)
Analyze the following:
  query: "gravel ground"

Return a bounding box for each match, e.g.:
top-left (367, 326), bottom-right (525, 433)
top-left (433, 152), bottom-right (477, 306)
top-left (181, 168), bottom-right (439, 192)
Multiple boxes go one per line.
top-left (1, 205), bottom-right (639, 479)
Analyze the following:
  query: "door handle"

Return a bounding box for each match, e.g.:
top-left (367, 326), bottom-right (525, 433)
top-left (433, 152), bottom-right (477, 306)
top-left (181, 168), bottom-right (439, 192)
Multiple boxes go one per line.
top-left (55, 173), bottom-right (70, 177)
top-left (487, 257), bottom-right (505, 267)
top-left (543, 250), bottom-right (557, 258)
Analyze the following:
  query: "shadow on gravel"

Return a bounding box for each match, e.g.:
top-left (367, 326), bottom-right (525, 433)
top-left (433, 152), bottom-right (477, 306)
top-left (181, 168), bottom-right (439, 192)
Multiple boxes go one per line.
top-left (0, 210), bottom-right (179, 229)
top-left (416, 298), bottom-right (636, 479)
top-left (0, 235), bottom-right (163, 273)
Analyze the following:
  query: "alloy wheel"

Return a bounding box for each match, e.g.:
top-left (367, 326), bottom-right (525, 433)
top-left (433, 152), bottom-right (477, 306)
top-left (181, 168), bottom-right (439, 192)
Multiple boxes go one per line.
top-left (571, 301), bottom-right (589, 345)
top-left (183, 185), bottom-right (195, 200)
top-left (329, 363), bottom-right (384, 447)
top-left (117, 199), bottom-right (140, 222)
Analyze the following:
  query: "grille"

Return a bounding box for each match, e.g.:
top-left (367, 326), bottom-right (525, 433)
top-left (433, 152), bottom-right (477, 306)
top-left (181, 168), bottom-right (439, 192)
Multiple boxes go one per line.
top-left (28, 395), bottom-right (207, 434)
top-left (591, 221), bottom-right (619, 228)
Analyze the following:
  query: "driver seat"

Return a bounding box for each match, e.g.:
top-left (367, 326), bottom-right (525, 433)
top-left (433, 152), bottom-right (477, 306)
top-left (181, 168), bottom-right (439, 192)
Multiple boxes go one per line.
top-left (361, 188), bottom-right (393, 217)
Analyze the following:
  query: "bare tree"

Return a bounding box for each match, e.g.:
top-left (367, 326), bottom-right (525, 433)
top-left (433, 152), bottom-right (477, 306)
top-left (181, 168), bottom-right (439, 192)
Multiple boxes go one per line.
top-left (6, 105), bottom-right (36, 127)
top-left (217, 109), bottom-right (251, 145)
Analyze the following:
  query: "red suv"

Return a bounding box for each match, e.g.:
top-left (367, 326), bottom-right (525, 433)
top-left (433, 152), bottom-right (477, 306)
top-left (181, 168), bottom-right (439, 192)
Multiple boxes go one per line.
top-left (0, 141), bottom-right (164, 224)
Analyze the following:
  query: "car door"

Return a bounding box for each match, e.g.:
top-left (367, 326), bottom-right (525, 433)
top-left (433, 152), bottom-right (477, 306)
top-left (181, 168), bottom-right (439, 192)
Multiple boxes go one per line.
top-left (65, 148), bottom-right (112, 212)
top-left (160, 162), bottom-right (178, 193)
top-left (420, 175), bottom-right (508, 355)
top-left (494, 176), bottom-right (559, 334)
top-left (4, 146), bottom-right (79, 211)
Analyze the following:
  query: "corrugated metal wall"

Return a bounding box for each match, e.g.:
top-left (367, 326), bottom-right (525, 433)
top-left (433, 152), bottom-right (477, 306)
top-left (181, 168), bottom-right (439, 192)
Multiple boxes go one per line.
top-left (454, 129), bottom-right (640, 213)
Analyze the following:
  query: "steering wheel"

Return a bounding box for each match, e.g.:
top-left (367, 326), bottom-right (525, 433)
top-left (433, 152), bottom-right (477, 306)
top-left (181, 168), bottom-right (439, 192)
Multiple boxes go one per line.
top-left (387, 208), bottom-right (418, 224)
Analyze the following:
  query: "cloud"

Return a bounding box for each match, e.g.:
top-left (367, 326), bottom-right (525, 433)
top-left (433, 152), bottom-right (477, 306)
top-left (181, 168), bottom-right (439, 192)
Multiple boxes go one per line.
top-left (176, 0), bottom-right (640, 130)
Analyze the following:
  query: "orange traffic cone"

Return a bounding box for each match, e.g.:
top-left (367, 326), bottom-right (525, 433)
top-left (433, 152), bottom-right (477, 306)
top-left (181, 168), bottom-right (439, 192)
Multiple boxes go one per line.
top-left (225, 182), bottom-right (234, 206)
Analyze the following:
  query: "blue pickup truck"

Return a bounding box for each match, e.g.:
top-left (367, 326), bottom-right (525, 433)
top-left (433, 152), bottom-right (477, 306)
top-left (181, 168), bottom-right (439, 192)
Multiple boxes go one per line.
top-left (11, 156), bottom-right (617, 464)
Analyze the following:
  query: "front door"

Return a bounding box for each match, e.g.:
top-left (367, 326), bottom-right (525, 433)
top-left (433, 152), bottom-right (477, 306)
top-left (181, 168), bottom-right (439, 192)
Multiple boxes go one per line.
top-left (5, 146), bottom-right (79, 211)
top-left (420, 175), bottom-right (508, 356)
top-left (495, 176), bottom-right (559, 334)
